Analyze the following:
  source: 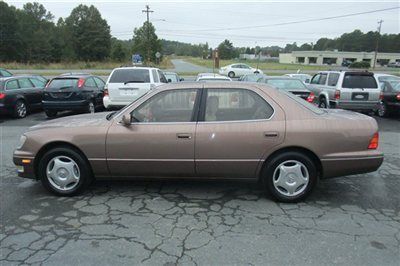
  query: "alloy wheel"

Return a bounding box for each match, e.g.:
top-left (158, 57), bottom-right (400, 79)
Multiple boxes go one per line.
top-left (16, 101), bottom-right (27, 118)
top-left (377, 102), bottom-right (386, 117)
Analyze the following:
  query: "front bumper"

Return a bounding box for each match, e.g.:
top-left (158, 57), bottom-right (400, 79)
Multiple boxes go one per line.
top-left (13, 150), bottom-right (36, 179)
top-left (42, 100), bottom-right (89, 111)
top-left (321, 150), bottom-right (384, 179)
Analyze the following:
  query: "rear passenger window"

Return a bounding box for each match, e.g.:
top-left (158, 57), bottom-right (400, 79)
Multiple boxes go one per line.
top-left (152, 70), bottom-right (159, 83)
top-left (327, 73), bottom-right (339, 86)
top-left (318, 74), bottom-right (327, 85)
top-left (6, 80), bottom-right (19, 90)
top-left (342, 74), bottom-right (378, 89)
top-left (109, 69), bottom-right (150, 83)
top-left (94, 77), bottom-right (105, 87)
top-left (158, 70), bottom-right (167, 83)
top-left (85, 78), bottom-right (96, 87)
top-left (18, 78), bottom-right (33, 88)
top-left (310, 74), bottom-right (320, 84)
top-left (29, 78), bottom-right (45, 87)
top-left (204, 89), bottom-right (274, 122)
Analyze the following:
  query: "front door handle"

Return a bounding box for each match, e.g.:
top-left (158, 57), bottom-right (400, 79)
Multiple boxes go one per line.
top-left (264, 131), bottom-right (279, 138)
top-left (177, 133), bottom-right (192, 139)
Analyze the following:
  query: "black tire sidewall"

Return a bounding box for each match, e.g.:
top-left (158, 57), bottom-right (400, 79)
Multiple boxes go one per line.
top-left (228, 71), bottom-right (235, 78)
top-left (14, 100), bottom-right (27, 118)
top-left (38, 147), bottom-right (92, 196)
top-left (318, 98), bottom-right (327, 108)
top-left (377, 102), bottom-right (387, 117)
top-left (45, 110), bottom-right (57, 118)
top-left (262, 151), bottom-right (317, 203)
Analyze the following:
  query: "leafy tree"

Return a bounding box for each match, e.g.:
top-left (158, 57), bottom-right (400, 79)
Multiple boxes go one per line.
top-left (217, 39), bottom-right (236, 59)
top-left (132, 21), bottom-right (161, 62)
top-left (111, 39), bottom-right (128, 61)
top-left (0, 2), bottom-right (19, 61)
top-left (65, 4), bottom-right (111, 61)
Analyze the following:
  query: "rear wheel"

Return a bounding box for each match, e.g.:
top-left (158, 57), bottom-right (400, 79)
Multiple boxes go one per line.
top-left (14, 100), bottom-right (27, 118)
top-left (45, 110), bottom-right (57, 118)
top-left (228, 71), bottom-right (235, 78)
top-left (318, 98), bottom-right (328, 108)
top-left (377, 102), bottom-right (388, 117)
top-left (38, 147), bottom-right (92, 196)
top-left (262, 151), bottom-right (318, 203)
top-left (87, 100), bottom-right (95, 114)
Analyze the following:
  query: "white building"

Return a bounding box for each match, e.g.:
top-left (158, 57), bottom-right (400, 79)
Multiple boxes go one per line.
top-left (279, 50), bottom-right (400, 66)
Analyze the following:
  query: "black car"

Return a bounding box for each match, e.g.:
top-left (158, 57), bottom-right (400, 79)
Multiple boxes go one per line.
top-left (42, 74), bottom-right (105, 117)
top-left (0, 76), bottom-right (46, 118)
top-left (377, 80), bottom-right (400, 117)
top-left (258, 76), bottom-right (316, 103)
top-left (0, 68), bottom-right (13, 77)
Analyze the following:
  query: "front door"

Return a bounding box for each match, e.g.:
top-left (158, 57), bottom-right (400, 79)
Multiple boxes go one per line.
top-left (106, 88), bottom-right (199, 177)
top-left (195, 88), bottom-right (285, 178)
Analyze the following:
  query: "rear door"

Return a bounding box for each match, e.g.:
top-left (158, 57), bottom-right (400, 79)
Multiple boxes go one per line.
top-left (195, 87), bottom-right (285, 178)
top-left (107, 69), bottom-right (152, 103)
top-left (340, 72), bottom-right (379, 103)
top-left (17, 78), bottom-right (42, 107)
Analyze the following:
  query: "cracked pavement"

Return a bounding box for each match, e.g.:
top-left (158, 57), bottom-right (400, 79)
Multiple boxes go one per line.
top-left (1, 112), bottom-right (399, 265)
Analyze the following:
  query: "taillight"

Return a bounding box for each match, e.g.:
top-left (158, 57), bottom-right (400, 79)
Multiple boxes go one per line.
top-left (307, 92), bottom-right (315, 103)
top-left (368, 132), bottom-right (379, 149)
top-left (77, 78), bottom-right (85, 88)
top-left (334, 90), bottom-right (340, 100)
top-left (0, 93), bottom-right (5, 99)
top-left (103, 89), bottom-right (109, 97)
top-left (379, 92), bottom-right (384, 100)
top-left (397, 93), bottom-right (400, 101)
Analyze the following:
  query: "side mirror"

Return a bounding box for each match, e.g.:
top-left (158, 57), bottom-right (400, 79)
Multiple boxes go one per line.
top-left (167, 79), bottom-right (172, 83)
top-left (180, 78), bottom-right (184, 81)
top-left (121, 114), bottom-right (131, 126)
top-left (305, 79), bottom-right (310, 83)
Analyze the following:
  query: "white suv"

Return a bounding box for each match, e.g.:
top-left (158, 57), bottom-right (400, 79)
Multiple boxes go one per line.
top-left (103, 67), bottom-right (167, 109)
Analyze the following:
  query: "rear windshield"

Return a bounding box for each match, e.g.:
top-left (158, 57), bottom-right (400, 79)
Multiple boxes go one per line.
top-left (279, 89), bottom-right (325, 115)
top-left (48, 78), bottom-right (78, 89)
top-left (265, 79), bottom-right (306, 90)
top-left (342, 74), bottom-right (377, 89)
top-left (109, 69), bottom-right (150, 83)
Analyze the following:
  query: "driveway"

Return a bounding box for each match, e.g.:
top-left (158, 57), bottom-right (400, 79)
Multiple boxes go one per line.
top-left (1, 112), bottom-right (399, 265)
top-left (166, 59), bottom-right (214, 74)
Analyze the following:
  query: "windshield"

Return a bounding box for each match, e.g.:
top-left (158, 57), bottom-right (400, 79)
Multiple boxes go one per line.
top-left (279, 89), bottom-right (325, 114)
top-left (342, 74), bottom-right (377, 89)
top-left (109, 69), bottom-right (150, 83)
top-left (106, 89), bottom-right (153, 120)
top-left (265, 79), bottom-right (307, 90)
top-left (47, 78), bottom-right (78, 89)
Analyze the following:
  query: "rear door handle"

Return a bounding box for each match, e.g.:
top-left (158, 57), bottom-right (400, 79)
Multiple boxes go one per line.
top-left (264, 132), bottom-right (279, 138)
top-left (177, 133), bottom-right (192, 139)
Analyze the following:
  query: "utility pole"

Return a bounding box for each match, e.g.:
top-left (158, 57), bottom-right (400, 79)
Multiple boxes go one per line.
top-left (373, 19), bottom-right (383, 69)
top-left (142, 5), bottom-right (153, 63)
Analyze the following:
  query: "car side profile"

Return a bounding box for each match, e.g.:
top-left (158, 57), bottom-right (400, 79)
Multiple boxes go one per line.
top-left (377, 80), bottom-right (400, 117)
top-left (308, 71), bottom-right (380, 112)
top-left (0, 68), bottom-right (13, 77)
top-left (219, 64), bottom-right (263, 78)
top-left (42, 74), bottom-right (105, 117)
top-left (14, 82), bottom-right (383, 202)
top-left (0, 76), bottom-right (46, 118)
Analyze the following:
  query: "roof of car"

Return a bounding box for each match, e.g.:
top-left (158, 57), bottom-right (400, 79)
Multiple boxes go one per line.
top-left (55, 74), bottom-right (95, 79)
top-left (198, 76), bottom-right (231, 80)
top-left (113, 66), bottom-right (160, 71)
top-left (163, 72), bottom-right (178, 75)
top-left (264, 76), bottom-right (300, 80)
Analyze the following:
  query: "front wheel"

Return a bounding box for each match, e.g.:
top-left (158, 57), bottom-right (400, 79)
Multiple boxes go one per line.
top-left (38, 147), bottom-right (93, 196)
top-left (228, 71), bottom-right (235, 78)
top-left (262, 151), bottom-right (318, 203)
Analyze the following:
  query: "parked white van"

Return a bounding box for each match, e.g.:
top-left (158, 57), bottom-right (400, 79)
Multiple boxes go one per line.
top-left (103, 67), bottom-right (167, 109)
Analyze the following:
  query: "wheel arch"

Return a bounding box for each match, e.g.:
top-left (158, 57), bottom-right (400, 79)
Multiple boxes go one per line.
top-left (259, 146), bottom-right (323, 180)
top-left (34, 141), bottom-right (93, 180)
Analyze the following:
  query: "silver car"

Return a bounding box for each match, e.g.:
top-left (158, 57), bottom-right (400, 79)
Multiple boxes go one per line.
top-left (308, 71), bottom-right (380, 112)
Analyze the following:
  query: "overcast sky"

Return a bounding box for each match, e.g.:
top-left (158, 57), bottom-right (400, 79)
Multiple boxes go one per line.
top-left (6, 0), bottom-right (400, 48)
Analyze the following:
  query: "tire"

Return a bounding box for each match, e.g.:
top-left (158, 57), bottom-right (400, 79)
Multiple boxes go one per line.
top-left (45, 109), bottom-right (57, 118)
top-left (254, 71), bottom-right (260, 74)
top-left (228, 71), bottom-right (235, 78)
top-left (38, 147), bottom-right (93, 196)
top-left (377, 102), bottom-right (388, 117)
top-left (14, 100), bottom-right (27, 118)
top-left (262, 151), bottom-right (318, 203)
top-left (318, 98), bottom-right (327, 109)
top-left (87, 100), bottom-right (95, 114)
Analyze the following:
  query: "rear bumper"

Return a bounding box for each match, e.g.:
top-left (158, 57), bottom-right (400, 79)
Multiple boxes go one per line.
top-left (42, 100), bottom-right (89, 111)
top-left (103, 96), bottom-right (130, 109)
top-left (0, 103), bottom-right (13, 114)
top-left (332, 101), bottom-right (379, 111)
top-left (321, 150), bottom-right (384, 179)
top-left (387, 102), bottom-right (400, 108)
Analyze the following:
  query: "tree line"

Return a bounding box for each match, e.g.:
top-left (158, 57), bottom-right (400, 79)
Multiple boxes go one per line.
top-left (0, 2), bottom-right (399, 63)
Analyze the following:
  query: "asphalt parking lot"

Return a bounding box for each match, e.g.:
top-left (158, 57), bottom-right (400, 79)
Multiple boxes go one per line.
top-left (1, 111), bottom-right (399, 265)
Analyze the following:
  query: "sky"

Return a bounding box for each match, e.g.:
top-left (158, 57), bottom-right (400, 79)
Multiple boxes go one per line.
top-left (5, 0), bottom-right (400, 48)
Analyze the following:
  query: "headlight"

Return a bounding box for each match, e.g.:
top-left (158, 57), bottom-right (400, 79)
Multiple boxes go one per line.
top-left (16, 135), bottom-right (27, 150)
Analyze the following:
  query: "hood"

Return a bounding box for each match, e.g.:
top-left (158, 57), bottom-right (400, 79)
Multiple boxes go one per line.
top-left (27, 112), bottom-right (112, 132)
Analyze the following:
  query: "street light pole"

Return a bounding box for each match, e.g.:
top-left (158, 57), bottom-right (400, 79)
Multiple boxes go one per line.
top-left (142, 5), bottom-right (153, 63)
top-left (373, 20), bottom-right (383, 69)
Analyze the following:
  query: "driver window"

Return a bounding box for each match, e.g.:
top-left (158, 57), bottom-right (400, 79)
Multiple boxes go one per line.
top-left (131, 89), bottom-right (197, 123)
top-left (311, 74), bottom-right (320, 84)
top-left (204, 88), bottom-right (274, 122)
